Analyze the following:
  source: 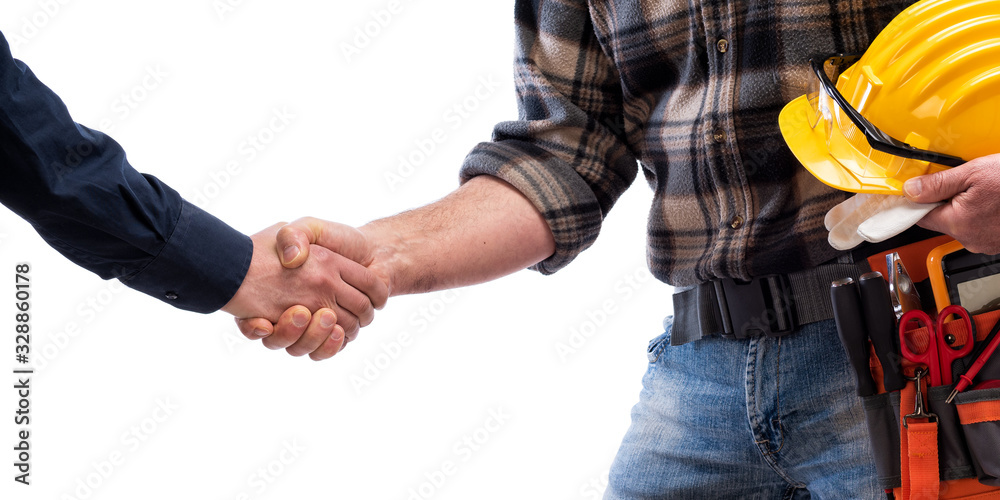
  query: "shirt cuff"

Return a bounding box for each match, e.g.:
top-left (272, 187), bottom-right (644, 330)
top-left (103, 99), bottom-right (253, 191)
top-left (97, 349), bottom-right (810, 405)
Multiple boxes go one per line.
top-left (120, 201), bottom-right (252, 313)
top-left (460, 139), bottom-right (604, 275)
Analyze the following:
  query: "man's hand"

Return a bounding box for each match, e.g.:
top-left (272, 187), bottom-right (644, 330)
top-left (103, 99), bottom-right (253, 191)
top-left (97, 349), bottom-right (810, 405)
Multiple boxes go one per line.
top-left (905, 153), bottom-right (1000, 254)
top-left (234, 219), bottom-right (388, 357)
top-left (222, 223), bottom-right (389, 360)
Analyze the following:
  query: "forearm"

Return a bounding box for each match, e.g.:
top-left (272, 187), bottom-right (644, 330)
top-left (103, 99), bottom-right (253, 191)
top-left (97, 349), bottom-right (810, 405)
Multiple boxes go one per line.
top-left (0, 32), bottom-right (250, 312)
top-left (361, 175), bottom-right (556, 296)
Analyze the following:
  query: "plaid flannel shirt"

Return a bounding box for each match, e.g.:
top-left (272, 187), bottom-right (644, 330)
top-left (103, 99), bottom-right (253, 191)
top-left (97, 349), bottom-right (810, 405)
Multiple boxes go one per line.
top-left (460, 0), bottom-right (916, 287)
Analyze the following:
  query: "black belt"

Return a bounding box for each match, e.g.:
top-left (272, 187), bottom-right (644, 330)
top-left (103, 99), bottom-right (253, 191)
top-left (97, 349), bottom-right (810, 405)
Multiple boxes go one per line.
top-left (669, 228), bottom-right (941, 345)
top-left (671, 262), bottom-right (868, 345)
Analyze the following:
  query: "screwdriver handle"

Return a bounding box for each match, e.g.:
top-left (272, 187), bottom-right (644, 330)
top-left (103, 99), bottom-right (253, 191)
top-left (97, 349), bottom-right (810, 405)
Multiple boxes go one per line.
top-left (859, 273), bottom-right (907, 392)
top-left (832, 278), bottom-right (878, 397)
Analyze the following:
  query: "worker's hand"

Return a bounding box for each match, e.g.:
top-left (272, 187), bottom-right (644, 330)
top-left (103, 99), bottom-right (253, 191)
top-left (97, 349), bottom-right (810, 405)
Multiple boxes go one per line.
top-left (234, 218), bottom-right (390, 360)
top-left (223, 223), bottom-right (388, 360)
top-left (905, 153), bottom-right (1000, 254)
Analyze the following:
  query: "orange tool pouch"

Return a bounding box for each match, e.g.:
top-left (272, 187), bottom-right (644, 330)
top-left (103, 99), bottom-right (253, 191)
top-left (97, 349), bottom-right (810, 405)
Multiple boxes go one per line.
top-left (848, 237), bottom-right (1000, 499)
top-left (863, 309), bottom-right (1000, 499)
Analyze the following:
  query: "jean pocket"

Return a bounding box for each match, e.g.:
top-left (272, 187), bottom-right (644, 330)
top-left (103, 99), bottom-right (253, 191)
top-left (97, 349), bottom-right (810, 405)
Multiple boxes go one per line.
top-left (955, 387), bottom-right (1000, 486)
top-left (646, 317), bottom-right (673, 364)
top-left (862, 392), bottom-right (901, 489)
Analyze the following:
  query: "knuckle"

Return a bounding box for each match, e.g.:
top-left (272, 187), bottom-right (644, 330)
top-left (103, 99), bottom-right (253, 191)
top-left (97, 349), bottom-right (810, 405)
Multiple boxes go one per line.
top-left (361, 273), bottom-right (389, 306)
top-left (236, 322), bottom-right (254, 336)
top-left (344, 321), bottom-right (360, 341)
top-left (359, 312), bottom-right (374, 328)
top-left (357, 268), bottom-right (378, 289)
top-left (310, 247), bottom-right (334, 265)
top-left (261, 337), bottom-right (283, 350)
top-left (240, 329), bottom-right (261, 341)
top-left (925, 174), bottom-right (947, 194)
top-left (312, 342), bottom-right (338, 361)
top-left (345, 328), bottom-right (359, 344)
top-left (348, 293), bottom-right (374, 317)
top-left (304, 270), bottom-right (334, 292)
top-left (277, 222), bottom-right (300, 238)
top-left (268, 328), bottom-right (298, 349)
top-left (285, 346), bottom-right (308, 357)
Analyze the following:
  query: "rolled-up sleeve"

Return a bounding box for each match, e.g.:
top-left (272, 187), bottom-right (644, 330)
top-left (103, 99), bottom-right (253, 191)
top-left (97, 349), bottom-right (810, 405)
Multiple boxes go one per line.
top-left (460, 0), bottom-right (638, 274)
top-left (0, 32), bottom-right (250, 313)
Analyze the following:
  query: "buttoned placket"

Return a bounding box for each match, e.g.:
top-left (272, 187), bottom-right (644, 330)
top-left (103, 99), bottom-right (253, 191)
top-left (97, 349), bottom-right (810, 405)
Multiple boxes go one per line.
top-left (709, 2), bottom-right (752, 279)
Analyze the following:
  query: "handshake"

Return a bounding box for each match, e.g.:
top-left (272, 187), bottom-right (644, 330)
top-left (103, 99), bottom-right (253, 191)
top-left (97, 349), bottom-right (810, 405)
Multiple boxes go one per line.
top-left (213, 175), bottom-right (558, 360)
top-left (220, 217), bottom-right (390, 361)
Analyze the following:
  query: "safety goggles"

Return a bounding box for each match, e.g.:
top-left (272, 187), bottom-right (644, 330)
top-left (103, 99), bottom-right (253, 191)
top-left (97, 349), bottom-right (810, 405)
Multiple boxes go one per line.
top-left (805, 54), bottom-right (965, 180)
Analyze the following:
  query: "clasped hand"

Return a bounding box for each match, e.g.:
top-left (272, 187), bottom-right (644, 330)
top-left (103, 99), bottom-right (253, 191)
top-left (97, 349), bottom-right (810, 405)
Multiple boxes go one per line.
top-left (221, 219), bottom-right (387, 361)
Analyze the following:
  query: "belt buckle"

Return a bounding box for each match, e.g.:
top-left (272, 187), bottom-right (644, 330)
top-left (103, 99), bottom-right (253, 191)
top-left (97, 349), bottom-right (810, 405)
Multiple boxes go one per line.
top-left (717, 275), bottom-right (797, 339)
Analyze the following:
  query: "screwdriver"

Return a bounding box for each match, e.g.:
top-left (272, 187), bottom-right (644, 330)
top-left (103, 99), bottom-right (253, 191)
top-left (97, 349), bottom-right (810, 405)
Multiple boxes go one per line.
top-left (947, 319), bottom-right (1000, 403)
top-left (832, 278), bottom-right (877, 397)
top-left (859, 272), bottom-right (907, 392)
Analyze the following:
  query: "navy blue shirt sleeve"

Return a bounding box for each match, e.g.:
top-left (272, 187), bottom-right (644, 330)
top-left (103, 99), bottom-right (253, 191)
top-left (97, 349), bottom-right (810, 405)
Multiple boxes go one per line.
top-left (0, 32), bottom-right (252, 313)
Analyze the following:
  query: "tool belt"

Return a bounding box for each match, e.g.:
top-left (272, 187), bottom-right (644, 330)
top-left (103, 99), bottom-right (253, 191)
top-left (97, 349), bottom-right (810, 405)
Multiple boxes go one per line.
top-left (671, 261), bottom-right (865, 345)
top-left (832, 236), bottom-right (1000, 499)
top-left (865, 310), bottom-right (1000, 499)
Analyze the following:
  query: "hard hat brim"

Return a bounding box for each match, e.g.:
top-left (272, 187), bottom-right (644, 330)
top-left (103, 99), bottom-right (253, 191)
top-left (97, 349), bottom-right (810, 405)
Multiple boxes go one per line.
top-left (779, 95), bottom-right (904, 195)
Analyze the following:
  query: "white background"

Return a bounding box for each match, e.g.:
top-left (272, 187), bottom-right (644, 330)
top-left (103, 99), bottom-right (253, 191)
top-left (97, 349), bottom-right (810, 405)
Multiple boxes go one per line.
top-left (0, 1), bottom-right (671, 499)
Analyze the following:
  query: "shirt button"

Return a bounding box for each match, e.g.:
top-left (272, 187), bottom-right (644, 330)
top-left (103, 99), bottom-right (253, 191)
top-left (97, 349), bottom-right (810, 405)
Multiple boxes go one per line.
top-left (713, 129), bottom-right (727, 144)
top-left (165, 291), bottom-right (179, 301)
top-left (717, 38), bottom-right (730, 53)
top-left (730, 216), bottom-right (745, 230)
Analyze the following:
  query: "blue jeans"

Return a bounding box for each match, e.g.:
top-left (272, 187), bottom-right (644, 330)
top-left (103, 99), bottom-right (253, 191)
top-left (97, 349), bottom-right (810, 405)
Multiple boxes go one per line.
top-left (605, 318), bottom-right (880, 499)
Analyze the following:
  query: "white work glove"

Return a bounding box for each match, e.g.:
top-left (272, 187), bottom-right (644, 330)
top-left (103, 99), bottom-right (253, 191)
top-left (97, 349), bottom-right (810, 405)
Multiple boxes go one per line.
top-left (825, 193), bottom-right (943, 250)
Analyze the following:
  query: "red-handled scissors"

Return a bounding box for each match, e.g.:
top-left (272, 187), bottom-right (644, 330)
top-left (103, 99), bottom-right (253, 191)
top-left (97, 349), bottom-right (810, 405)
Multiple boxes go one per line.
top-left (900, 310), bottom-right (942, 386)
top-left (899, 305), bottom-right (976, 387)
top-left (937, 305), bottom-right (976, 385)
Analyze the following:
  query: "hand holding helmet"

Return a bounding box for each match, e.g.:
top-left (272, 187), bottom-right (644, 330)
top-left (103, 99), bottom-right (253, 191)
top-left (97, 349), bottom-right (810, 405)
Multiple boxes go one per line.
top-left (780, 0), bottom-right (1000, 250)
top-left (904, 154), bottom-right (1000, 254)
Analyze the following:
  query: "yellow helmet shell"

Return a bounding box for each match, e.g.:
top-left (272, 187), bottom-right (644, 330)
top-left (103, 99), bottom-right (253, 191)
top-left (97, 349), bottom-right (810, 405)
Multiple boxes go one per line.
top-left (780, 0), bottom-right (1000, 194)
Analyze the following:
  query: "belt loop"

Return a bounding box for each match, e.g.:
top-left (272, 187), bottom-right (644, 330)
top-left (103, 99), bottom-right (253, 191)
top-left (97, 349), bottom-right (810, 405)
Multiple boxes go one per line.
top-left (764, 275), bottom-right (796, 335)
top-left (712, 280), bottom-right (732, 335)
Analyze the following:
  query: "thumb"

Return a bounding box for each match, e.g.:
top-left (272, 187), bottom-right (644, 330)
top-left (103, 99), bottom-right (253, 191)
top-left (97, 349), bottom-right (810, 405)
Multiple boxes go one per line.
top-left (903, 165), bottom-right (970, 204)
top-left (275, 220), bottom-right (314, 268)
top-left (234, 317), bottom-right (274, 340)
top-left (276, 217), bottom-right (372, 268)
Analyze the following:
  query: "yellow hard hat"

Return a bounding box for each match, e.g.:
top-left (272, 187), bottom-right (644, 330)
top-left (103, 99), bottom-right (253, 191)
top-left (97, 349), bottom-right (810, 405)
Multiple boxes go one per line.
top-left (779, 0), bottom-right (1000, 195)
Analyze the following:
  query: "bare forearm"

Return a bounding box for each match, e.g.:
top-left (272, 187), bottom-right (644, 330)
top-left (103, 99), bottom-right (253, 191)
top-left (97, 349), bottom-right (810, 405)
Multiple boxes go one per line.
top-left (361, 175), bottom-right (555, 296)
top-left (232, 175), bottom-right (552, 353)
